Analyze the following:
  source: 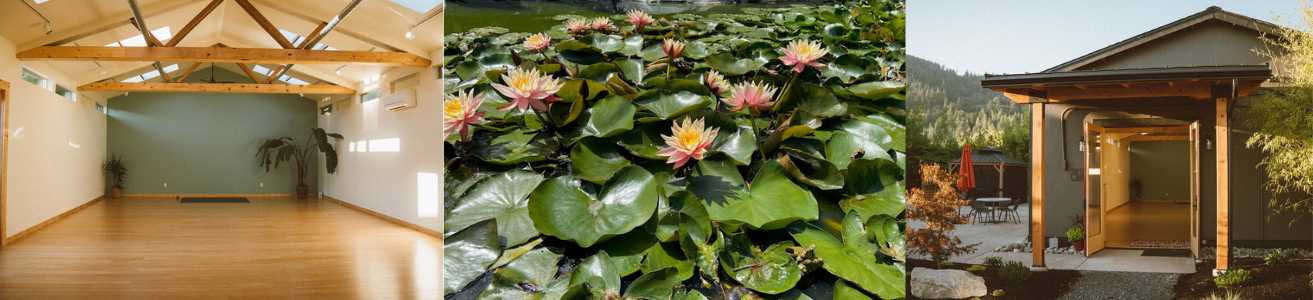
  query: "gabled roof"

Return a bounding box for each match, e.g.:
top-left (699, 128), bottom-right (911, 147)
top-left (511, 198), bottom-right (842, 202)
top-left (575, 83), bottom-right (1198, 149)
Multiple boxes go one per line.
top-left (1044, 6), bottom-right (1283, 73)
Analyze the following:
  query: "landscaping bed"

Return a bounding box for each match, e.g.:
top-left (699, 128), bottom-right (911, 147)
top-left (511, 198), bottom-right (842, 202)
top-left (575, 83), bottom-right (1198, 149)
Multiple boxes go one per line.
top-left (1172, 257), bottom-right (1312, 300)
top-left (908, 258), bottom-right (1081, 299)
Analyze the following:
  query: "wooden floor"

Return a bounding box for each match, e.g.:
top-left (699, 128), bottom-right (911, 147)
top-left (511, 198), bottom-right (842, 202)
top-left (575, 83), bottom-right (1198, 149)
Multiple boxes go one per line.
top-left (0, 197), bottom-right (440, 299)
top-left (1104, 201), bottom-right (1190, 248)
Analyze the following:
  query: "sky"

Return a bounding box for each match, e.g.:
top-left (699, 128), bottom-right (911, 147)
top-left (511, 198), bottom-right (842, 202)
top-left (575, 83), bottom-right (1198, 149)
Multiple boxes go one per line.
top-left (908, 0), bottom-right (1303, 75)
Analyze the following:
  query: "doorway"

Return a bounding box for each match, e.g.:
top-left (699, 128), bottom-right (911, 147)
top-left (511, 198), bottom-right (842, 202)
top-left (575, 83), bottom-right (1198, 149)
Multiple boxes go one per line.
top-left (0, 79), bottom-right (8, 248)
top-left (1085, 123), bottom-right (1199, 256)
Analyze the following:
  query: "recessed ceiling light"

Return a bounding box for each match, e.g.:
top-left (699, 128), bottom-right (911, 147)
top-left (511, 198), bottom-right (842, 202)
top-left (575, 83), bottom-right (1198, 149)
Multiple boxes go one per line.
top-left (405, 31), bottom-right (415, 40)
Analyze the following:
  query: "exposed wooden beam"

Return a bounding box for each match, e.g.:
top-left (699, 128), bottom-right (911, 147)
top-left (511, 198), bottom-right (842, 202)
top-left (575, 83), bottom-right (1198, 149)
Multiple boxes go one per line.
top-left (18, 46), bottom-right (432, 66)
top-left (174, 63), bottom-right (204, 82)
top-left (250, 0), bottom-right (409, 53)
top-left (167, 0), bottom-right (225, 47)
top-left (1123, 135), bottom-right (1188, 142)
top-left (80, 82), bottom-right (355, 95)
top-left (1030, 103), bottom-right (1046, 269)
top-left (263, 65), bottom-right (285, 84)
top-left (299, 22), bottom-right (329, 49)
top-left (233, 0), bottom-right (295, 49)
top-left (21, 0), bottom-right (203, 51)
top-left (1098, 125), bottom-right (1189, 135)
top-left (235, 63), bottom-right (266, 83)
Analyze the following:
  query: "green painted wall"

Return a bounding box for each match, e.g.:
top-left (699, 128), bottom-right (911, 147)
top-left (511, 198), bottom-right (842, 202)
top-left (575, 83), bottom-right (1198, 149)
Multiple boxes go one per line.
top-left (1130, 141), bottom-right (1190, 203)
top-left (106, 67), bottom-right (318, 194)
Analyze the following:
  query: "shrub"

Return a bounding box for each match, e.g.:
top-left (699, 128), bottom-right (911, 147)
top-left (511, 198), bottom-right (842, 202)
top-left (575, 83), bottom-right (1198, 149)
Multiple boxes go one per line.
top-left (997, 261), bottom-right (1030, 285)
top-left (983, 256), bottom-right (1004, 268)
top-left (907, 163), bottom-right (976, 264)
top-left (1204, 291), bottom-right (1243, 300)
top-left (965, 264), bottom-right (986, 272)
top-left (1065, 226), bottom-right (1085, 242)
top-left (1213, 269), bottom-right (1252, 288)
top-left (1264, 248), bottom-right (1294, 265)
top-left (442, 2), bottom-right (909, 299)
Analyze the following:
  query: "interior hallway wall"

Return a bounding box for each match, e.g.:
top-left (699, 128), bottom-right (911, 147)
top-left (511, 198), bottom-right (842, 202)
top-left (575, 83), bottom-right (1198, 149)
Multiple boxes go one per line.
top-left (0, 35), bottom-right (107, 239)
top-left (1129, 141), bottom-right (1189, 203)
top-left (318, 64), bottom-right (441, 233)
top-left (106, 68), bottom-right (317, 195)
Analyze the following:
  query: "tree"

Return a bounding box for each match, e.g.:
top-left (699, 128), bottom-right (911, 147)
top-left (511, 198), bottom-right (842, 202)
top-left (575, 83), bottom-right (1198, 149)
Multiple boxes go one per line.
top-left (907, 163), bottom-right (976, 265)
top-left (1248, 6), bottom-right (1313, 214)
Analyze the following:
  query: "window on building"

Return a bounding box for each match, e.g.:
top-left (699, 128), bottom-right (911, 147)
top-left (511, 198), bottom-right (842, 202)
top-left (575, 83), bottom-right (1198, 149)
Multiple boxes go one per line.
top-left (121, 64), bottom-right (179, 83)
top-left (95, 103), bottom-right (107, 114)
top-left (21, 67), bottom-right (53, 90)
top-left (105, 27), bottom-right (173, 47)
top-left (389, 0), bottom-right (440, 13)
top-left (55, 85), bottom-right (76, 102)
top-left (277, 28), bottom-right (336, 50)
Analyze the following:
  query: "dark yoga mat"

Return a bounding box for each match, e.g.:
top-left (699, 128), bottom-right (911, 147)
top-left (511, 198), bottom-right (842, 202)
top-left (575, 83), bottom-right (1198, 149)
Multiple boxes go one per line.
top-left (180, 197), bottom-right (250, 203)
top-left (1141, 249), bottom-right (1192, 257)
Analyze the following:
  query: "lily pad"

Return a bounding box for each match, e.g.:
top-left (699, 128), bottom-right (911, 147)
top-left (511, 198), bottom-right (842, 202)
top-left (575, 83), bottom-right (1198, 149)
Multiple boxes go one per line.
top-left (570, 138), bottom-right (632, 185)
top-left (582, 96), bottom-right (636, 138)
top-left (444, 171), bottom-right (546, 247)
top-left (701, 161), bottom-right (818, 229)
top-left (444, 220), bottom-right (501, 294)
top-left (528, 166), bottom-right (660, 247)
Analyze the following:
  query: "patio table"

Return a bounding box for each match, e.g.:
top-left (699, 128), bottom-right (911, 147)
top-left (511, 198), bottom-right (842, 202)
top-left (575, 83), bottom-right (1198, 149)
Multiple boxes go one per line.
top-left (975, 197), bottom-right (1012, 223)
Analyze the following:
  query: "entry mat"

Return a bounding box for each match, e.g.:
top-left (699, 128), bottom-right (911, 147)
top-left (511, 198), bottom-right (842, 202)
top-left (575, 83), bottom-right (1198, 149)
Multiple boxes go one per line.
top-left (1141, 249), bottom-right (1193, 257)
top-left (180, 197), bottom-right (250, 203)
top-left (1129, 240), bottom-right (1190, 249)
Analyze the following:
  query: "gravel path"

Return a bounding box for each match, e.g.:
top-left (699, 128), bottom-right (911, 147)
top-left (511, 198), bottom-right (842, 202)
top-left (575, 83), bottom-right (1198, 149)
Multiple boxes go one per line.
top-left (1058, 271), bottom-right (1181, 300)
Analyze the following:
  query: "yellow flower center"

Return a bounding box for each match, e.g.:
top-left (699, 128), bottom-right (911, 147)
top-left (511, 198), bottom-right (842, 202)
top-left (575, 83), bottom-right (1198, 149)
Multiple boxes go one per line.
top-left (795, 44), bottom-right (818, 57)
top-left (444, 100), bottom-right (463, 119)
top-left (676, 128), bottom-right (702, 149)
top-left (509, 74), bottom-right (534, 91)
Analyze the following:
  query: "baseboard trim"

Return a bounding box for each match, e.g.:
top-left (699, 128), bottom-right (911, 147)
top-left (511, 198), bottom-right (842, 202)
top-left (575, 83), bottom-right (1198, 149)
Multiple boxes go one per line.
top-left (323, 196), bottom-right (442, 239)
top-left (125, 193), bottom-right (292, 199)
top-left (3, 197), bottom-right (102, 246)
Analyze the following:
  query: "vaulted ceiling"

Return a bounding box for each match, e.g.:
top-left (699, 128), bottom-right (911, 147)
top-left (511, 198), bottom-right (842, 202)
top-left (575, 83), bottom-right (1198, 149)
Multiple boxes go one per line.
top-left (0, 0), bottom-right (441, 92)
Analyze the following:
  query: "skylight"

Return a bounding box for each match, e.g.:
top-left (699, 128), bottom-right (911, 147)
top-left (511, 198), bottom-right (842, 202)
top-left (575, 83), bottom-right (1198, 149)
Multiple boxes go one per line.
top-left (105, 27), bottom-right (173, 47)
top-left (120, 64), bottom-right (179, 83)
top-left (34, 0), bottom-right (50, 4)
top-left (389, 0), bottom-right (439, 13)
top-left (277, 28), bottom-right (335, 50)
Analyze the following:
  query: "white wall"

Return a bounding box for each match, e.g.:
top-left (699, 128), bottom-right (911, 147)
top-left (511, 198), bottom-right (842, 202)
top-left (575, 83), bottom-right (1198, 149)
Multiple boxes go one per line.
top-left (0, 36), bottom-right (108, 239)
top-left (318, 63), bottom-right (442, 232)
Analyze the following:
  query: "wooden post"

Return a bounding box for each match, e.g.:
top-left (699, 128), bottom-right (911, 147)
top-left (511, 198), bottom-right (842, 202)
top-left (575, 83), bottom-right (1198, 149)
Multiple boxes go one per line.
top-left (1030, 102), bottom-right (1046, 269)
top-left (1214, 94), bottom-right (1230, 273)
top-left (0, 80), bottom-right (7, 248)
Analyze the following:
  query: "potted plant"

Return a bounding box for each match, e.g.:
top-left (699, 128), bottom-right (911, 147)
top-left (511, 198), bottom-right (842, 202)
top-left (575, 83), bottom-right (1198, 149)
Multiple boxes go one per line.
top-left (103, 155), bottom-right (127, 199)
top-left (255, 128), bottom-right (343, 199)
top-left (1067, 225), bottom-right (1086, 252)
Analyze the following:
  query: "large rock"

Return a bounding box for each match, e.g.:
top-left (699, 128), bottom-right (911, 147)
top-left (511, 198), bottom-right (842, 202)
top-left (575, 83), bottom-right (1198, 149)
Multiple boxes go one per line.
top-left (910, 267), bottom-right (988, 299)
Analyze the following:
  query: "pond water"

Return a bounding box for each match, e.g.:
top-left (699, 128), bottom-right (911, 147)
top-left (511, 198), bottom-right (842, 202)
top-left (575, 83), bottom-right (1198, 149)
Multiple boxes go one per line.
top-left (447, 0), bottom-right (818, 33)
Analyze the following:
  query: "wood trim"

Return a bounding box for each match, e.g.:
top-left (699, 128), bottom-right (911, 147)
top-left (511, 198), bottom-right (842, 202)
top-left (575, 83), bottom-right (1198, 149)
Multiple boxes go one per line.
top-left (167, 0), bottom-right (225, 47)
top-left (249, 0), bottom-right (407, 53)
top-left (1030, 103), bottom-right (1046, 268)
top-left (125, 193), bottom-right (291, 199)
top-left (235, 63), bottom-right (264, 83)
top-left (322, 197), bottom-right (441, 239)
top-left (174, 63), bottom-right (203, 83)
top-left (3, 197), bottom-right (102, 246)
top-left (1215, 96), bottom-right (1231, 271)
top-left (0, 80), bottom-right (7, 248)
top-left (1123, 135), bottom-right (1188, 142)
top-left (19, 0), bottom-right (204, 50)
top-left (79, 82), bottom-right (355, 95)
top-left (233, 0), bottom-right (296, 49)
top-left (18, 46), bottom-right (432, 67)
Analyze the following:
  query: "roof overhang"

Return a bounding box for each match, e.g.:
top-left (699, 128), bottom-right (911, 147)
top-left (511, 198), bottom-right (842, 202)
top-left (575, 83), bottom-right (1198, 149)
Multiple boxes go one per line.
top-left (981, 65), bottom-right (1272, 103)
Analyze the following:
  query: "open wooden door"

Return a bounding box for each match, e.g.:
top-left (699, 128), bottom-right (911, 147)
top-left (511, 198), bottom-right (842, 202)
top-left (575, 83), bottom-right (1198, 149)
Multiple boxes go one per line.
top-left (1189, 121), bottom-right (1201, 258)
top-left (0, 79), bottom-right (7, 248)
top-left (1085, 123), bottom-right (1106, 255)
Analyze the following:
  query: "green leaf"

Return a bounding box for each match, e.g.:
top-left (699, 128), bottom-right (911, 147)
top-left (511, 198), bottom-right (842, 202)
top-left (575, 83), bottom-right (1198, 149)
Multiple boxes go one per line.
top-left (472, 129), bottom-right (559, 165)
top-left (480, 247), bottom-right (568, 299)
top-left (444, 220), bottom-right (501, 294)
top-left (848, 81), bottom-right (905, 100)
top-left (705, 52), bottom-right (768, 76)
top-left (570, 252), bottom-right (622, 296)
top-left (619, 123), bottom-right (667, 160)
top-left (635, 91), bottom-right (712, 120)
top-left (601, 230), bottom-right (657, 276)
top-left (582, 96), bottom-right (636, 138)
top-left (557, 40), bottom-right (605, 65)
top-left (674, 289), bottom-right (710, 300)
top-left (789, 223), bottom-right (905, 299)
top-left (833, 280), bottom-right (874, 300)
top-left (777, 153), bottom-right (845, 190)
top-left (793, 83), bottom-right (847, 118)
top-left (528, 166), bottom-right (660, 247)
top-left (623, 268), bottom-right (681, 299)
top-left (570, 138), bottom-right (633, 185)
top-left (822, 54), bottom-right (869, 84)
top-left (642, 242), bottom-right (695, 281)
top-left (722, 242), bottom-right (804, 294)
top-left (444, 171), bottom-right (545, 247)
top-left (696, 158), bottom-right (745, 187)
top-left (617, 59), bottom-right (646, 83)
top-left (684, 41), bottom-right (710, 59)
top-left (713, 124), bottom-right (758, 166)
top-left (701, 161), bottom-right (818, 229)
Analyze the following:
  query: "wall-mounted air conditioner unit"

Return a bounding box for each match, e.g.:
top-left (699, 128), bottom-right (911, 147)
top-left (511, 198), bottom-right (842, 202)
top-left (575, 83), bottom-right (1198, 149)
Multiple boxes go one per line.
top-left (382, 88), bottom-right (416, 111)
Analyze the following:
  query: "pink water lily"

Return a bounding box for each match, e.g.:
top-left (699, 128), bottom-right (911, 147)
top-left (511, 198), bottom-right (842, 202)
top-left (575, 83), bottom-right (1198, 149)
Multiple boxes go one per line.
top-left (523, 33), bottom-right (551, 51)
top-left (443, 90), bottom-right (485, 141)
top-left (590, 17), bottom-right (614, 31)
top-left (703, 70), bottom-right (729, 96)
top-left (662, 38), bottom-right (685, 59)
top-left (780, 39), bottom-right (829, 74)
top-left (724, 81), bottom-right (777, 113)
top-left (491, 67), bottom-right (564, 113)
top-left (658, 117), bottom-right (720, 169)
top-left (566, 19), bottom-right (589, 34)
top-left (626, 9), bottom-right (656, 31)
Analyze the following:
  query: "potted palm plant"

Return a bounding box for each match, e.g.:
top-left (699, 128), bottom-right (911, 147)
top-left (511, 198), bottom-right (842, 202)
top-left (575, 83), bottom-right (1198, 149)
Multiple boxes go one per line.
top-left (256, 128), bottom-right (344, 199)
top-left (103, 155), bottom-right (127, 199)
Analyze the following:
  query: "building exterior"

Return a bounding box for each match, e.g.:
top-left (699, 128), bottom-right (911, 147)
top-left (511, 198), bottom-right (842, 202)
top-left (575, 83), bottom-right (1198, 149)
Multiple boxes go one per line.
top-left (981, 6), bottom-right (1311, 273)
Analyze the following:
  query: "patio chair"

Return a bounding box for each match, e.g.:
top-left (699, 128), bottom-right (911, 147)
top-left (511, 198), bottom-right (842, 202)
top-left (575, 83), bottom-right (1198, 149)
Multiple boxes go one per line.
top-left (999, 198), bottom-right (1022, 224)
top-left (968, 199), bottom-right (996, 224)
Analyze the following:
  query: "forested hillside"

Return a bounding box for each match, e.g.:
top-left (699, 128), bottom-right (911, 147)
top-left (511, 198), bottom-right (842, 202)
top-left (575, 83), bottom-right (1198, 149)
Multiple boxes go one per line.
top-left (908, 55), bottom-right (1029, 162)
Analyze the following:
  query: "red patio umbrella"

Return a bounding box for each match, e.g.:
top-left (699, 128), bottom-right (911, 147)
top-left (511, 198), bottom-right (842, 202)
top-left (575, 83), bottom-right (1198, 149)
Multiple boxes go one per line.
top-left (957, 143), bottom-right (976, 193)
